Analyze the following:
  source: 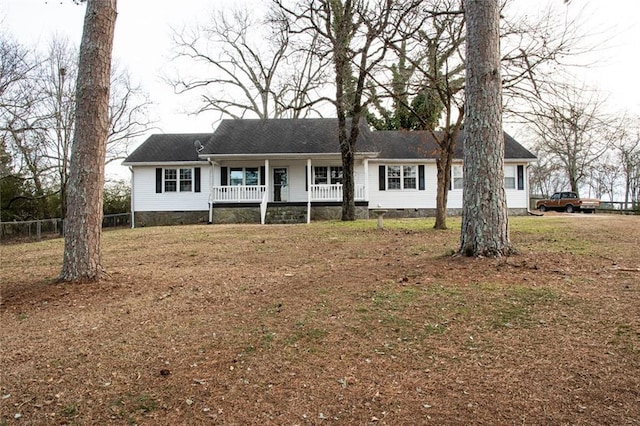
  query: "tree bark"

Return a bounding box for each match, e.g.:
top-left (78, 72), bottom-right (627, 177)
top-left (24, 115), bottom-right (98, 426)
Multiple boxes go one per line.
top-left (459, 0), bottom-right (512, 257)
top-left (434, 130), bottom-right (459, 230)
top-left (59, 0), bottom-right (117, 282)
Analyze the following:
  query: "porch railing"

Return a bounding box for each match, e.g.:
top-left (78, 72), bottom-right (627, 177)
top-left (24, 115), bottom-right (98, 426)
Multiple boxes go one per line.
top-left (310, 184), bottom-right (366, 201)
top-left (211, 185), bottom-right (266, 202)
top-left (210, 184), bottom-right (366, 203)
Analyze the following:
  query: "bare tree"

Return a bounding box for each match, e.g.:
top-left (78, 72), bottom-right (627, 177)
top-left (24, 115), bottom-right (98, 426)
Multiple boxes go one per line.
top-left (588, 155), bottom-right (620, 201)
top-left (500, 1), bottom-right (593, 116)
top-left (37, 37), bottom-right (77, 220)
top-left (3, 34), bottom-right (151, 223)
top-left (527, 146), bottom-right (568, 197)
top-left (526, 84), bottom-right (617, 196)
top-left (459, 0), bottom-right (512, 257)
top-left (401, 0), bottom-right (465, 230)
top-left (0, 34), bottom-right (52, 219)
top-left (170, 5), bottom-right (328, 120)
top-left (277, 0), bottom-right (422, 220)
top-left (615, 120), bottom-right (640, 207)
top-left (106, 64), bottom-right (153, 163)
top-left (60, 0), bottom-right (117, 282)
top-left (365, 0), bottom-right (586, 229)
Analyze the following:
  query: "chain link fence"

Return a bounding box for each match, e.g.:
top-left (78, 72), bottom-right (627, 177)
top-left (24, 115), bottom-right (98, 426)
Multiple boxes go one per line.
top-left (0, 213), bottom-right (131, 243)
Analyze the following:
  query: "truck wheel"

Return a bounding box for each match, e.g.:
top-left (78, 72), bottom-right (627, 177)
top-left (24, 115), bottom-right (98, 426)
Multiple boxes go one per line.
top-left (565, 205), bottom-right (574, 213)
top-left (539, 205), bottom-right (547, 212)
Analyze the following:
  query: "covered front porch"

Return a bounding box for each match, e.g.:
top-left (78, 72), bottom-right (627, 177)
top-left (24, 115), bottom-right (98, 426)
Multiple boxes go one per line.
top-left (207, 158), bottom-right (369, 224)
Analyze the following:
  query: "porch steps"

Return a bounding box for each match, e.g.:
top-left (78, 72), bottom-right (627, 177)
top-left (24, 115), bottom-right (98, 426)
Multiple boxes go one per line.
top-left (264, 205), bottom-right (307, 224)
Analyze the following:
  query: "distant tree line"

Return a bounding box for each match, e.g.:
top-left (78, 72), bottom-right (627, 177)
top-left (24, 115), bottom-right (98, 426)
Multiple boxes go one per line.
top-left (170, 0), bottom-right (634, 225)
top-left (0, 33), bottom-right (147, 222)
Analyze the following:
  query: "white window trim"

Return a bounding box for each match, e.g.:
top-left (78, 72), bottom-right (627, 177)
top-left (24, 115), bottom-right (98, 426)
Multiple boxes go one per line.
top-left (452, 165), bottom-right (463, 190)
top-left (313, 166), bottom-right (343, 185)
top-left (387, 164), bottom-right (418, 191)
top-left (164, 167), bottom-right (194, 193)
top-left (229, 167), bottom-right (261, 186)
top-left (504, 165), bottom-right (516, 189)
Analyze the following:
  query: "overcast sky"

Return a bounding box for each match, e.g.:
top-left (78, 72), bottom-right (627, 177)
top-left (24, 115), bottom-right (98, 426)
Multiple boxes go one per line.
top-left (2, 0), bottom-right (639, 178)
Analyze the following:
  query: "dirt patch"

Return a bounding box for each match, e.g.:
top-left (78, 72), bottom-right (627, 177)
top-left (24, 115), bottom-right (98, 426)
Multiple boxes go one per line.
top-left (1, 216), bottom-right (639, 425)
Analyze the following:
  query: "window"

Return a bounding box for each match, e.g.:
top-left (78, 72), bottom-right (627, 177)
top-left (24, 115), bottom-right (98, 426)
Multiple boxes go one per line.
top-left (387, 165), bottom-right (401, 189)
top-left (379, 165), bottom-right (424, 191)
top-left (163, 168), bottom-right (195, 192)
top-left (452, 165), bottom-right (463, 190)
top-left (330, 166), bottom-right (343, 184)
top-left (156, 167), bottom-right (200, 193)
top-left (314, 166), bottom-right (328, 184)
top-left (180, 168), bottom-right (192, 191)
top-left (504, 165), bottom-right (516, 189)
top-left (164, 169), bottom-right (177, 192)
top-left (229, 167), bottom-right (260, 186)
top-left (313, 166), bottom-right (342, 184)
top-left (403, 166), bottom-right (417, 189)
top-left (381, 165), bottom-right (420, 190)
top-left (229, 168), bottom-right (244, 186)
top-left (245, 168), bottom-right (259, 185)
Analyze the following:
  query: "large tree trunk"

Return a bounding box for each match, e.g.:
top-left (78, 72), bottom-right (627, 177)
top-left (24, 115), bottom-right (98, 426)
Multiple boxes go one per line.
top-left (341, 141), bottom-right (356, 221)
top-left (459, 0), bottom-right (513, 257)
top-left (59, 0), bottom-right (117, 282)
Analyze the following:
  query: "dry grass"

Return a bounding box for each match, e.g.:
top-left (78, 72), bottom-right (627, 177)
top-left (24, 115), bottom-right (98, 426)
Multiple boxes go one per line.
top-left (1, 214), bottom-right (639, 425)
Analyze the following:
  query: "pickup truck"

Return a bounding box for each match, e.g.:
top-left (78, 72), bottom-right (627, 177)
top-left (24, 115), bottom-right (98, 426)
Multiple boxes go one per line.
top-left (536, 191), bottom-right (600, 213)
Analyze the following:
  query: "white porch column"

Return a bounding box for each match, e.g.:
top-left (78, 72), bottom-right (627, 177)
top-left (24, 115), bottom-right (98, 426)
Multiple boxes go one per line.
top-left (307, 158), bottom-right (312, 223)
top-left (264, 159), bottom-right (269, 199)
top-left (208, 161), bottom-right (215, 224)
top-left (363, 158), bottom-right (369, 202)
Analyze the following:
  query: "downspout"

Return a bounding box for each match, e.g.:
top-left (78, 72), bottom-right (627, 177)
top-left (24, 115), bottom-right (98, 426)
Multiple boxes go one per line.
top-left (129, 166), bottom-right (135, 228)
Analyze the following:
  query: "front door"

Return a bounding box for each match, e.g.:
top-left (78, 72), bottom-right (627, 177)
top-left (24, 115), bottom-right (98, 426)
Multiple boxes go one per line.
top-left (273, 167), bottom-right (288, 202)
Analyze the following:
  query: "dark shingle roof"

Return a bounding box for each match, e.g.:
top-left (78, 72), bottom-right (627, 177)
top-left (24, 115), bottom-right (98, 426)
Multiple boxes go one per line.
top-left (123, 119), bottom-right (535, 164)
top-left (202, 118), bottom-right (374, 155)
top-left (123, 133), bottom-right (213, 164)
top-left (369, 130), bottom-right (536, 160)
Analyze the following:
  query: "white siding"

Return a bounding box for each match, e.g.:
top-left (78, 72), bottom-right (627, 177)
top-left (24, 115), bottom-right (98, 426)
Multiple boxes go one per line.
top-left (212, 159), bottom-right (360, 203)
top-left (132, 160), bottom-right (531, 213)
top-left (132, 165), bottom-right (211, 212)
top-left (368, 162), bottom-right (437, 209)
top-left (367, 161), bottom-right (530, 210)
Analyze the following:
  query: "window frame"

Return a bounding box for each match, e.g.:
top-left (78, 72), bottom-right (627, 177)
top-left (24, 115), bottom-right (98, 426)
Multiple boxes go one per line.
top-left (403, 165), bottom-right (417, 189)
top-left (452, 165), bottom-right (464, 190)
top-left (179, 168), bottom-right (192, 192)
top-left (164, 168), bottom-right (178, 192)
top-left (504, 165), bottom-right (516, 189)
top-left (313, 166), bottom-right (343, 185)
top-left (162, 167), bottom-right (196, 193)
top-left (384, 164), bottom-right (418, 191)
top-left (227, 167), bottom-right (262, 186)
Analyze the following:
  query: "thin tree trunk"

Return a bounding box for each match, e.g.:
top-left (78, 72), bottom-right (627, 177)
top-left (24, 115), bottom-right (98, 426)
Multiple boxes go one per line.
top-left (434, 130), bottom-right (460, 230)
top-left (434, 152), bottom-right (451, 229)
top-left (459, 0), bottom-right (512, 257)
top-left (60, 0), bottom-right (117, 282)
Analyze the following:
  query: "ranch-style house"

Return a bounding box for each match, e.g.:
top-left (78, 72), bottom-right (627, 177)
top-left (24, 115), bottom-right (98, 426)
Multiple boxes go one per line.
top-left (122, 118), bottom-right (536, 227)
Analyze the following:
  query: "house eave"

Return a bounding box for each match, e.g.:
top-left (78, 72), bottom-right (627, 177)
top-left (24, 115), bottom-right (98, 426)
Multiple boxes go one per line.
top-left (504, 158), bottom-right (537, 162)
top-left (122, 160), bottom-right (210, 167)
top-left (199, 152), bottom-right (380, 161)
